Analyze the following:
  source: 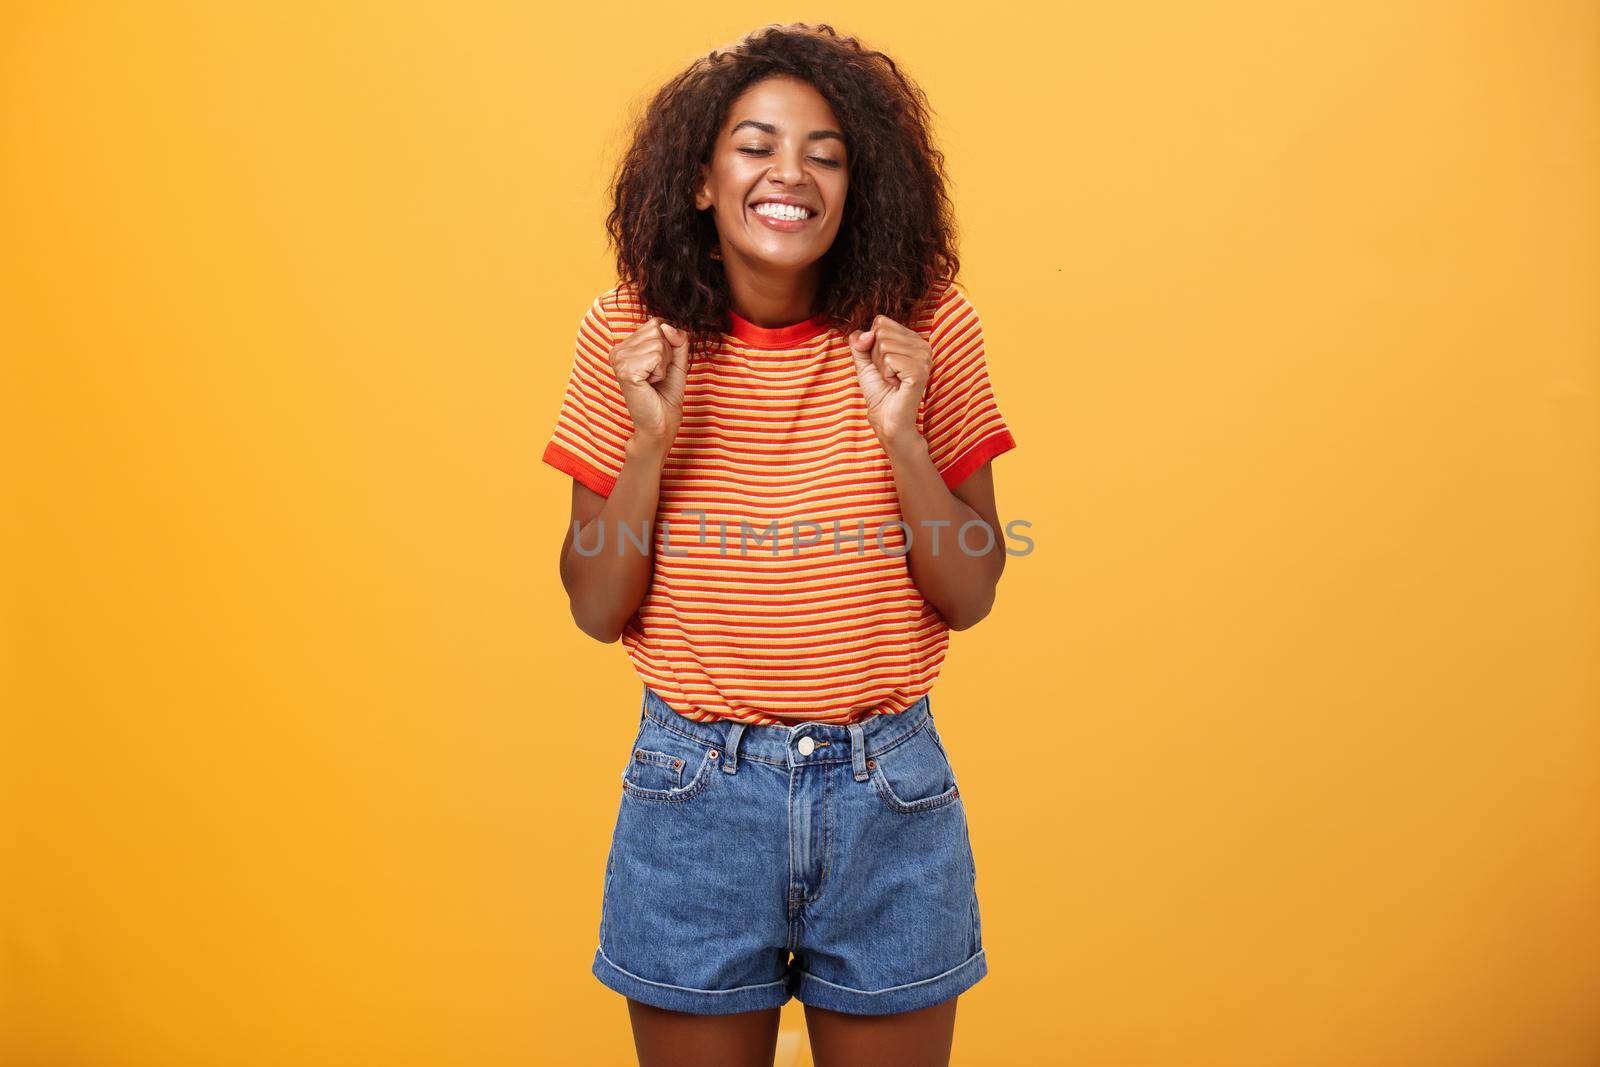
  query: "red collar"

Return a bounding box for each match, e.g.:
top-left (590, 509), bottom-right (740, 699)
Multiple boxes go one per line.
top-left (726, 308), bottom-right (832, 347)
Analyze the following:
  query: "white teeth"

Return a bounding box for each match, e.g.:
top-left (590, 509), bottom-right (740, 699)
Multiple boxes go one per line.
top-left (753, 202), bottom-right (813, 221)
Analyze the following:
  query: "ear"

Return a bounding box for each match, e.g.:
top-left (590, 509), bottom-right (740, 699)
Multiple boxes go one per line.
top-left (695, 164), bottom-right (712, 211)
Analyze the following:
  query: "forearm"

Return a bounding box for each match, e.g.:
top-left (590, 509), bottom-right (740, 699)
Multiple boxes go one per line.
top-left (882, 435), bottom-right (1005, 630)
top-left (560, 438), bottom-right (667, 642)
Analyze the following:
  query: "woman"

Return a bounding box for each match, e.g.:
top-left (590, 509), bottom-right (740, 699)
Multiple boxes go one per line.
top-left (542, 23), bottom-right (1017, 1067)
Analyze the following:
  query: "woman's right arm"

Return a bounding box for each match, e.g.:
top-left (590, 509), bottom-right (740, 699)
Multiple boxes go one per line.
top-left (558, 439), bottom-right (668, 642)
top-left (557, 317), bottom-right (689, 643)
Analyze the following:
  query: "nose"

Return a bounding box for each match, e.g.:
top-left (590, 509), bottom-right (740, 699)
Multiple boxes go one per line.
top-left (765, 144), bottom-right (806, 186)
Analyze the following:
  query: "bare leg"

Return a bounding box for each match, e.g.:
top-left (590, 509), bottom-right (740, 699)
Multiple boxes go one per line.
top-left (627, 998), bottom-right (782, 1067)
top-left (803, 994), bottom-right (958, 1067)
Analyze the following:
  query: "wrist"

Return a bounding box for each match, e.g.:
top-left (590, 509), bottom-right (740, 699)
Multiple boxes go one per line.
top-left (626, 434), bottom-right (672, 466)
top-left (879, 431), bottom-right (928, 466)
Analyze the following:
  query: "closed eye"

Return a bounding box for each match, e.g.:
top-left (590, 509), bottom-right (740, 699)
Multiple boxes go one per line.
top-left (738, 147), bottom-right (842, 168)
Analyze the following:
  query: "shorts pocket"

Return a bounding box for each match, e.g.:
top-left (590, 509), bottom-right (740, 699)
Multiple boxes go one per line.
top-left (626, 746), bottom-right (686, 792)
top-left (620, 719), bottom-right (721, 804)
top-left (868, 720), bottom-right (961, 814)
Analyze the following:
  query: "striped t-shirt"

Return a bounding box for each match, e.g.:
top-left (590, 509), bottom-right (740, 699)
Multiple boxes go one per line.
top-left (542, 278), bottom-right (1016, 726)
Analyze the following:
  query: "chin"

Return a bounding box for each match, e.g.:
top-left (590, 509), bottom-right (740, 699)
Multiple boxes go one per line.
top-left (746, 248), bottom-right (831, 271)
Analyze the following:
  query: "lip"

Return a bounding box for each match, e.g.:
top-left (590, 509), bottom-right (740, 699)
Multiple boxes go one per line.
top-left (748, 203), bottom-right (817, 232)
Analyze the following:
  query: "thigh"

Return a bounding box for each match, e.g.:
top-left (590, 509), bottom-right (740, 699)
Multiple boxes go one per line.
top-left (803, 996), bottom-right (958, 1067)
top-left (627, 999), bottom-right (781, 1067)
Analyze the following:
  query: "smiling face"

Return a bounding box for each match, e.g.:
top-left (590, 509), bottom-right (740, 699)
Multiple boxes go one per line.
top-left (695, 75), bottom-right (849, 276)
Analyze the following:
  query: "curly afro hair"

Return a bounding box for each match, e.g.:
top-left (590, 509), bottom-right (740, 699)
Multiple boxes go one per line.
top-left (604, 22), bottom-right (962, 362)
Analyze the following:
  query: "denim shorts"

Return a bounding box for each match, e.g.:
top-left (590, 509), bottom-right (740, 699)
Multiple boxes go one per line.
top-left (591, 684), bottom-right (987, 1016)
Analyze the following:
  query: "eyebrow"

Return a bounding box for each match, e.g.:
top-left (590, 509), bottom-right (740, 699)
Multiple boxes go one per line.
top-left (730, 119), bottom-right (846, 146)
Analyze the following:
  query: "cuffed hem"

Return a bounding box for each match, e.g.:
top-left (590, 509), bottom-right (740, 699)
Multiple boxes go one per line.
top-left (542, 441), bottom-right (617, 497)
top-left (592, 946), bottom-right (792, 1016)
top-left (793, 947), bottom-right (988, 1016)
top-left (938, 430), bottom-right (1016, 490)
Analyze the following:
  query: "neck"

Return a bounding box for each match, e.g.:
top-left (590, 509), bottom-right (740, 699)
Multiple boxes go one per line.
top-left (721, 254), bottom-right (823, 326)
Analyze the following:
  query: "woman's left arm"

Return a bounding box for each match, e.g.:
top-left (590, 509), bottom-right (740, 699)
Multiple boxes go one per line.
top-left (849, 311), bottom-right (1009, 630)
top-left (883, 437), bottom-right (1005, 630)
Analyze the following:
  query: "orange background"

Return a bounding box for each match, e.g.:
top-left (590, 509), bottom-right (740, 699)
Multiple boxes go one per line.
top-left (4, 3), bottom-right (1597, 1064)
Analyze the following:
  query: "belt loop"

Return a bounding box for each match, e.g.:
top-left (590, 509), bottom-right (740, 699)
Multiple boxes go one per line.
top-left (722, 721), bottom-right (746, 774)
top-left (848, 722), bottom-right (868, 781)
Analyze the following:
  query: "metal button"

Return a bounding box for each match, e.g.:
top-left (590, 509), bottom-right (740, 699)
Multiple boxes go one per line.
top-left (796, 736), bottom-right (816, 755)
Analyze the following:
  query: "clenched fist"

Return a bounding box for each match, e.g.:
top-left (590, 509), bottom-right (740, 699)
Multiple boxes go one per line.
top-left (847, 315), bottom-right (932, 449)
top-left (610, 316), bottom-right (690, 455)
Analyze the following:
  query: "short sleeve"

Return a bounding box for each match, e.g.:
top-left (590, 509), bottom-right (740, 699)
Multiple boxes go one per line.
top-left (918, 283), bottom-right (1018, 489)
top-left (541, 292), bottom-right (634, 497)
